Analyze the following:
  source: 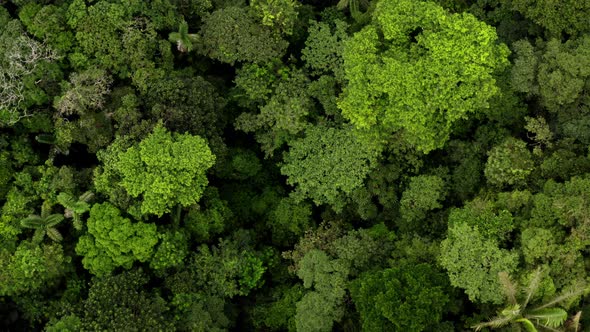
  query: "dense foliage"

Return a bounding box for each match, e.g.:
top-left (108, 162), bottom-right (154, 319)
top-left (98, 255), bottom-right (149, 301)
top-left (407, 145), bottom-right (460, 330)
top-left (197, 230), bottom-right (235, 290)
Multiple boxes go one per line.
top-left (1, 0), bottom-right (590, 331)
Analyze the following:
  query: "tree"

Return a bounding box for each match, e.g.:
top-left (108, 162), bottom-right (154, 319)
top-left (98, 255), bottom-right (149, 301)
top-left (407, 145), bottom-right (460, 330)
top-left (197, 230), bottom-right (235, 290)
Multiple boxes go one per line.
top-left (20, 212), bottom-right (64, 244)
top-left (440, 222), bottom-right (519, 304)
top-left (250, 0), bottom-right (299, 35)
top-left (75, 203), bottom-right (159, 276)
top-left (56, 191), bottom-right (93, 231)
top-left (280, 125), bottom-right (381, 211)
top-left (484, 137), bottom-right (534, 187)
top-left (473, 268), bottom-right (586, 331)
top-left (168, 20), bottom-right (198, 53)
top-left (350, 263), bottom-right (449, 332)
top-left (507, 0), bottom-right (590, 36)
top-left (399, 175), bottom-right (446, 230)
top-left (198, 6), bottom-right (288, 65)
top-left (301, 19), bottom-right (349, 81)
top-left (94, 124), bottom-right (216, 217)
top-left (338, 0), bottom-right (509, 153)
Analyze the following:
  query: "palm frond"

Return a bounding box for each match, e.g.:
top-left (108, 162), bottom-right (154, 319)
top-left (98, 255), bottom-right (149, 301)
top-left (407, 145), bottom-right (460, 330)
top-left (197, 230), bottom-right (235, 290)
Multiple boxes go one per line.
top-left (472, 314), bottom-right (515, 331)
top-left (523, 267), bottom-right (543, 309)
top-left (499, 271), bottom-right (518, 305)
top-left (337, 0), bottom-right (349, 10)
top-left (78, 191), bottom-right (94, 203)
top-left (57, 192), bottom-right (76, 209)
top-left (46, 227), bottom-right (63, 242)
top-left (44, 214), bottom-right (65, 228)
top-left (534, 287), bottom-right (587, 310)
top-left (32, 229), bottom-right (45, 244)
top-left (20, 215), bottom-right (44, 228)
top-left (515, 318), bottom-right (538, 332)
top-left (526, 308), bottom-right (567, 328)
top-left (71, 201), bottom-right (90, 214)
top-left (565, 311), bottom-right (582, 332)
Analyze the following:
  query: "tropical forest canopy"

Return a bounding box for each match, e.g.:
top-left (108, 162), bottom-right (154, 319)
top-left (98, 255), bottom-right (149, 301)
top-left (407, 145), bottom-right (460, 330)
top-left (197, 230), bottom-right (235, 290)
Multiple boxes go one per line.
top-left (1, 0), bottom-right (590, 331)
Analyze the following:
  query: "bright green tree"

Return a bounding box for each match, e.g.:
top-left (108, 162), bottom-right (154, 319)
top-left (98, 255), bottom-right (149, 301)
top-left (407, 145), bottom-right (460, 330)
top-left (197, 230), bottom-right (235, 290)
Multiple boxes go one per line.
top-left (338, 0), bottom-right (509, 153)
top-left (94, 124), bottom-right (215, 217)
top-left (75, 203), bottom-right (158, 276)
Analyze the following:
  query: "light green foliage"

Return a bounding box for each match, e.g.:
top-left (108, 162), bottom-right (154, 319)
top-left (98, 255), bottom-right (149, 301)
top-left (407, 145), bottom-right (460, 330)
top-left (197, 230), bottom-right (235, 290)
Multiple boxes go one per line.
top-left (235, 65), bottom-right (313, 155)
top-left (301, 19), bottom-right (349, 80)
top-left (75, 203), bottom-right (158, 276)
top-left (149, 230), bottom-right (189, 272)
top-left (440, 222), bottom-right (519, 304)
top-left (350, 263), bottom-right (449, 332)
top-left (338, 0), bottom-right (509, 153)
top-left (0, 241), bottom-right (68, 297)
top-left (521, 227), bottom-right (559, 266)
top-left (199, 6), bottom-right (288, 64)
top-left (57, 191), bottom-right (93, 231)
top-left (280, 125), bottom-right (381, 210)
top-left (81, 269), bottom-right (173, 331)
top-left (251, 0), bottom-right (299, 35)
top-left (484, 137), bottom-right (534, 187)
top-left (295, 290), bottom-right (345, 332)
top-left (448, 197), bottom-right (515, 242)
top-left (95, 124), bottom-right (215, 217)
top-left (399, 175), bottom-right (446, 225)
top-left (508, 0), bottom-right (590, 36)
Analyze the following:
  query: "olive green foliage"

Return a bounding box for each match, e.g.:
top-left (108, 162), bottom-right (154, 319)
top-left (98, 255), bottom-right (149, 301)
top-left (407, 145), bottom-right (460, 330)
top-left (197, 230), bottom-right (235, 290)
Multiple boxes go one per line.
top-left (440, 222), bottom-right (519, 304)
top-left (399, 175), bottom-right (446, 225)
top-left (508, 0), bottom-right (590, 36)
top-left (234, 64), bottom-right (313, 155)
top-left (94, 124), bottom-right (215, 217)
top-left (0, 241), bottom-right (68, 297)
top-left (75, 203), bottom-right (158, 276)
top-left (199, 6), bottom-right (288, 64)
top-left (251, 0), bottom-right (299, 35)
top-left (80, 269), bottom-right (173, 331)
top-left (484, 137), bottom-right (534, 187)
top-left (5, 0), bottom-right (590, 330)
top-left (301, 19), bottom-right (349, 80)
top-left (338, 0), bottom-right (509, 153)
top-left (350, 263), bottom-right (449, 332)
top-left (280, 125), bottom-right (381, 210)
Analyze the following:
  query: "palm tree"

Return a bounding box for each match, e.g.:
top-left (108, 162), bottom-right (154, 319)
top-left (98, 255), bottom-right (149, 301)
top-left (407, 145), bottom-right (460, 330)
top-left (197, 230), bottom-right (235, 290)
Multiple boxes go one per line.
top-left (20, 210), bottom-right (65, 244)
top-left (57, 191), bottom-right (93, 230)
top-left (168, 20), bottom-right (199, 53)
top-left (473, 268), bottom-right (585, 332)
top-left (336, 0), bottom-right (371, 22)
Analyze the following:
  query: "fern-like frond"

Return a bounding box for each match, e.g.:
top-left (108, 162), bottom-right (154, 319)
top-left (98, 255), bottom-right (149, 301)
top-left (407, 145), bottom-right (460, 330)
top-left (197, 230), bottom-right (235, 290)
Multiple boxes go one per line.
top-left (565, 311), bottom-right (582, 332)
top-left (32, 229), bottom-right (45, 244)
top-left (45, 214), bottom-right (65, 228)
top-left (78, 191), bottom-right (94, 203)
top-left (72, 201), bottom-right (90, 214)
top-left (515, 318), bottom-right (538, 332)
top-left (57, 192), bottom-right (76, 209)
top-left (523, 267), bottom-right (543, 309)
top-left (472, 311), bottom-right (516, 331)
top-left (46, 227), bottom-right (63, 242)
top-left (499, 271), bottom-right (518, 305)
top-left (20, 215), bottom-right (44, 229)
top-left (526, 308), bottom-right (567, 328)
top-left (534, 287), bottom-right (587, 311)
